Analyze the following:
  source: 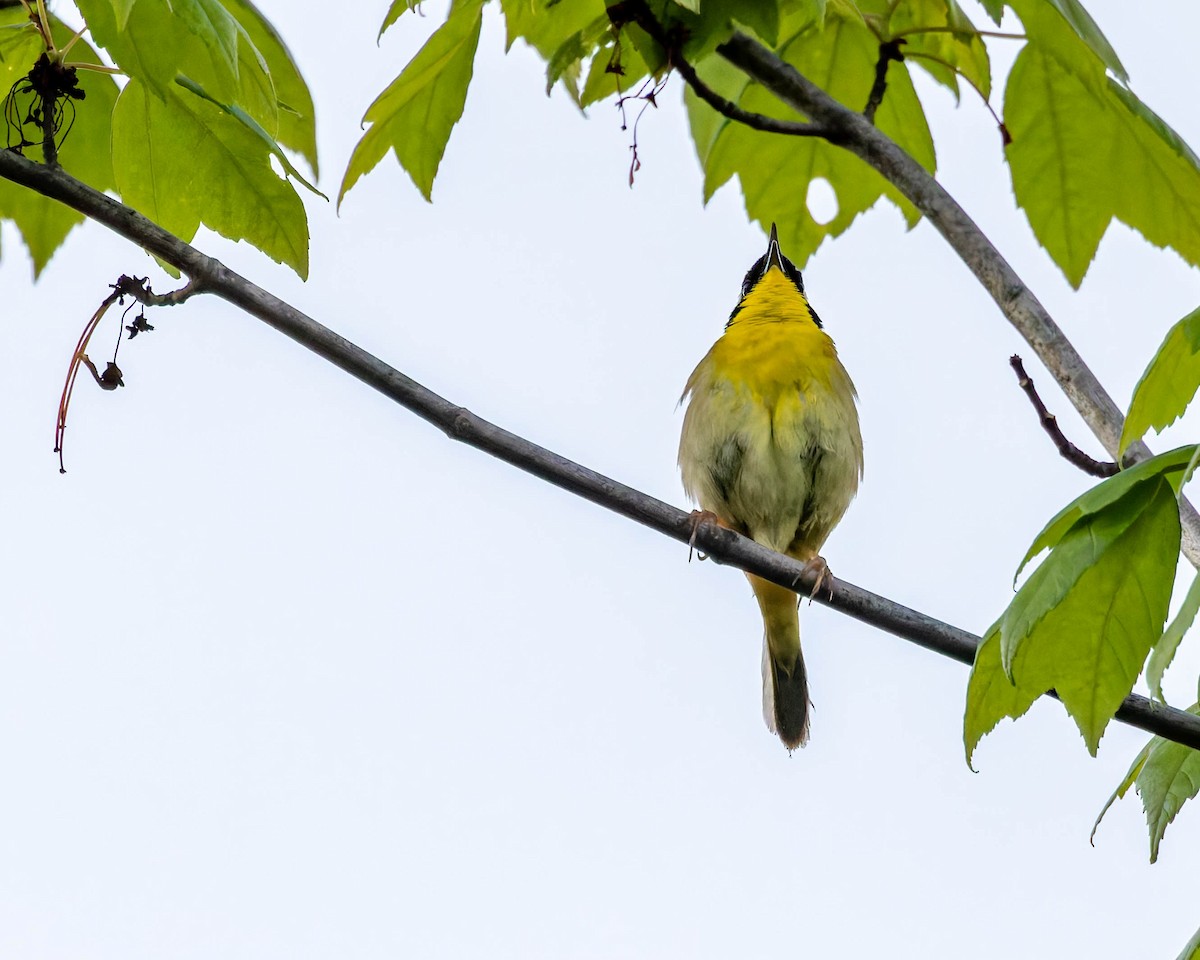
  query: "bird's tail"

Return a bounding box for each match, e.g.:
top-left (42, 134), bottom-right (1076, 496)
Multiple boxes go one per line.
top-left (748, 574), bottom-right (810, 750)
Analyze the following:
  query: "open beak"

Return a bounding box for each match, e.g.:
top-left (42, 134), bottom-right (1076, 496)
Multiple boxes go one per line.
top-left (765, 222), bottom-right (784, 272)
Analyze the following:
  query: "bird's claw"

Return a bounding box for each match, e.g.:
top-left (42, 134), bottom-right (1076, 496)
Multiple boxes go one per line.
top-left (687, 509), bottom-right (721, 562)
top-left (800, 556), bottom-right (834, 603)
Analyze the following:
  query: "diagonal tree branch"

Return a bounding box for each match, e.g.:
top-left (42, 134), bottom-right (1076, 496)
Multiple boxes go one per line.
top-left (710, 31), bottom-right (1200, 566)
top-left (1, 147), bottom-right (1197, 752)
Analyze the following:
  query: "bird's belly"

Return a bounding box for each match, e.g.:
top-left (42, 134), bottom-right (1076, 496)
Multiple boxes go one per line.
top-left (681, 380), bottom-right (860, 557)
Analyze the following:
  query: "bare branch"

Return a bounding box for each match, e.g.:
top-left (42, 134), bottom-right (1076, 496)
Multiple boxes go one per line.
top-left (864, 39), bottom-right (905, 124)
top-left (713, 31), bottom-right (1200, 567)
top-left (2, 147), bottom-right (1197, 752)
top-left (1010, 355), bottom-right (1118, 478)
top-left (611, 0), bottom-right (831, 138)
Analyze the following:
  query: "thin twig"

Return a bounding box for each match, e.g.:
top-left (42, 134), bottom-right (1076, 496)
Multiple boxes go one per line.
top-left (864, 39), bottom-right (904, 123)
top-left (2, 148), bottom-right (1198, 752)
top-left (902, 50), bottom-right (1009, 142)
top-left (611, 0), bottom-right (831, 138)
top-left (1010, 355), bottom-right (1118, 478)
top-left (38, 78), bottom-right (56, 167)
top-left (891, 25), bottom-right (1026, 41)
top-left (120, 275), bottom-right (205, 307)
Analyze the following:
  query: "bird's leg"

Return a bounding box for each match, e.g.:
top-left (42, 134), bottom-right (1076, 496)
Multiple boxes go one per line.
top-left (687, 509), bottom-right (723, 562)
top-left (798, 556), bottom-right (834, 603)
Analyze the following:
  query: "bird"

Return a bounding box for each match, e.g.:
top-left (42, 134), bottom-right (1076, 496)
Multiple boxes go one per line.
top-left (678, 223), bottom-right (863, 750)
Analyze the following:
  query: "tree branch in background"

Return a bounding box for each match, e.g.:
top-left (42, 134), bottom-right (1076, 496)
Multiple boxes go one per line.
top-left (864, 39), bottom-right (905, 123)
top-left (1010, 355), bottom-right (1118, 478)
top-left (611, 0), bottom-right (832, 138)
top-left (711, 30), bottom-right (1200, 566)
top-left (2, 147), bottom-right (1198, 752)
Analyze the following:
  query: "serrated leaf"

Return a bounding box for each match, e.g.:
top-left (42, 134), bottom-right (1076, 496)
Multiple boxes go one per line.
top-left (224, 0), bottom-right (319, 177)
top-left (1139, 704), bottom-right (1200, 862)
top-left (977, 0), bottom-right (1003, 25)
top-left (1092, 706), bottom-right (1200, 862)
top-left (340, 0), bottom-right (482, 205)
top-left (1015, 445), bottom-right (1199, 580)
top-left (1120, 307), bottom-right (1200, 456)
top-left (76, 0), bottom-right (277, 132)
top-left (380, 0), bottom-right (422, 40)
top-left (888, 0), bottom-right (991, 101)
top-left (684, 56), bottom-right (749, 178)
top-left (963, 620), bottom-right (1041, 769)
top-left (1001, 476), bottom-right (1180, 754)
top-left (1090, 740), bottom-right (1150, 843)
top-left (690, 8), bottom-right (935, 268)
top-left (1147, 571), bottom-right (1200, 702)
top-left (0, 18), bottom-right (118, 276)
top-left (500, 0), bottom-right (607, 58)
top-left (545, 13), bottom-right (611, 100)
top-left (112, 79), bottom-right (308, 277)
top-left (1005, 24), bottom-right (1200, 286)
top-left (677, 0), bottom-right (782, 60)
top-left (1008, 0), bottom-right (1126, 83)
top-left (1003, 46), bottom-right (1111, 286)
top-left (175, 75), bottom-right (325, 199)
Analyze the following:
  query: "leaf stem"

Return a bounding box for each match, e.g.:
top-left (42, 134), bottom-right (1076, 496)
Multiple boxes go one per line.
top-left (891, 25), bottom-right (1026, 41)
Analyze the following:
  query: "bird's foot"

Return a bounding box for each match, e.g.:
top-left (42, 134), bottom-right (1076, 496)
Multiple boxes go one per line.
top-left (799, 556), bottom-right (834, 603)
top-left (687, 510), bottom-right (722, 562)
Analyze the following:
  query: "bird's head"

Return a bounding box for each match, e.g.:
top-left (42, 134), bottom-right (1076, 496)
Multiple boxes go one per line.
top-left (728, 223), bottom-right (822, 328)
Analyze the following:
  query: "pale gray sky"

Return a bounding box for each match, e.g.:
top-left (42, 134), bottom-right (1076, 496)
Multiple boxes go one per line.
top-left (3, 2), bottom-right (1199, 957)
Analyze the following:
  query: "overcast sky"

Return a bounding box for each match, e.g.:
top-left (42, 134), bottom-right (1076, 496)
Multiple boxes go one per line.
top-left (3, 1), bottom-right (1200, 957)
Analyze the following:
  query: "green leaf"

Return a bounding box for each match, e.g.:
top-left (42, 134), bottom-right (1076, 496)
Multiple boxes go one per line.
top-left (1008, 0), bottom-right (1126, 83)
top-left (690, 7), bottom-right (935, 267)
top-left (380, 0), bottom-right (422, 40)
top-left (578, 26), bottom-right (650, 108)
top-left (1147, 571), bottom-right (1200, 702)
top-left (112, 79), bottom-right (309, 277)
top-left (1004, 24), bottom-right (1200, 287)
top-left (888, 0), bottom-right (991, 101)
top-left (1139, 704), bottom-right (1200, 862)
top-left (340, 0), bottom-right (483, 204)
top-left (545, 13), bottom-right (611, 100)
top-left (223, 0), bottom-right (319, 177)
top-left (1090, 739), bottom-right (1150, 843)
top-left (1120, 307), bottom-right (1200, 456)
top-left (1001, 476), bottom-right (1180, 754)
top-left (678, 0), bottom-right (782, 59)
top-left (963, 620), bottom-right (1041, 769)
top-left (685, 55), bottom-right (750, 177)
top-left (76, 0), bottom-right (278, 131)
top-left (1177, 925), bottom-right (1200, 960)
top-left (0, 18), bottom-right (118, 276)
top-left (976, 0), bottom-right (1003, 25)
top-left (1015, 445), bottom-right (1199, 580)
top-left (0, 12), bottom-right (42, 96)
top-left (1092, 707), bottom-right (1200, 862)
top-left (175, 75), bottom-right (325, 199)
top-left (500, 0), bottom-right (607, 58)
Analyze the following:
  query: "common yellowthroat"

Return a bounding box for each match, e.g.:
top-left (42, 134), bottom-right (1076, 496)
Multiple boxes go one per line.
top-left (678, 225), bottom-right (863, 750)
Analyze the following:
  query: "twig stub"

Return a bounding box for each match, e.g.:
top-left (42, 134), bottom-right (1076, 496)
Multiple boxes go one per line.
top-left (1010, 355), bottom-right (1119, 478)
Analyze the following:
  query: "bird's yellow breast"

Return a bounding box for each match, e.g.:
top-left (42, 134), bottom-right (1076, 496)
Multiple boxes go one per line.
top-left (686, 270), bottom-right (844, 409)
